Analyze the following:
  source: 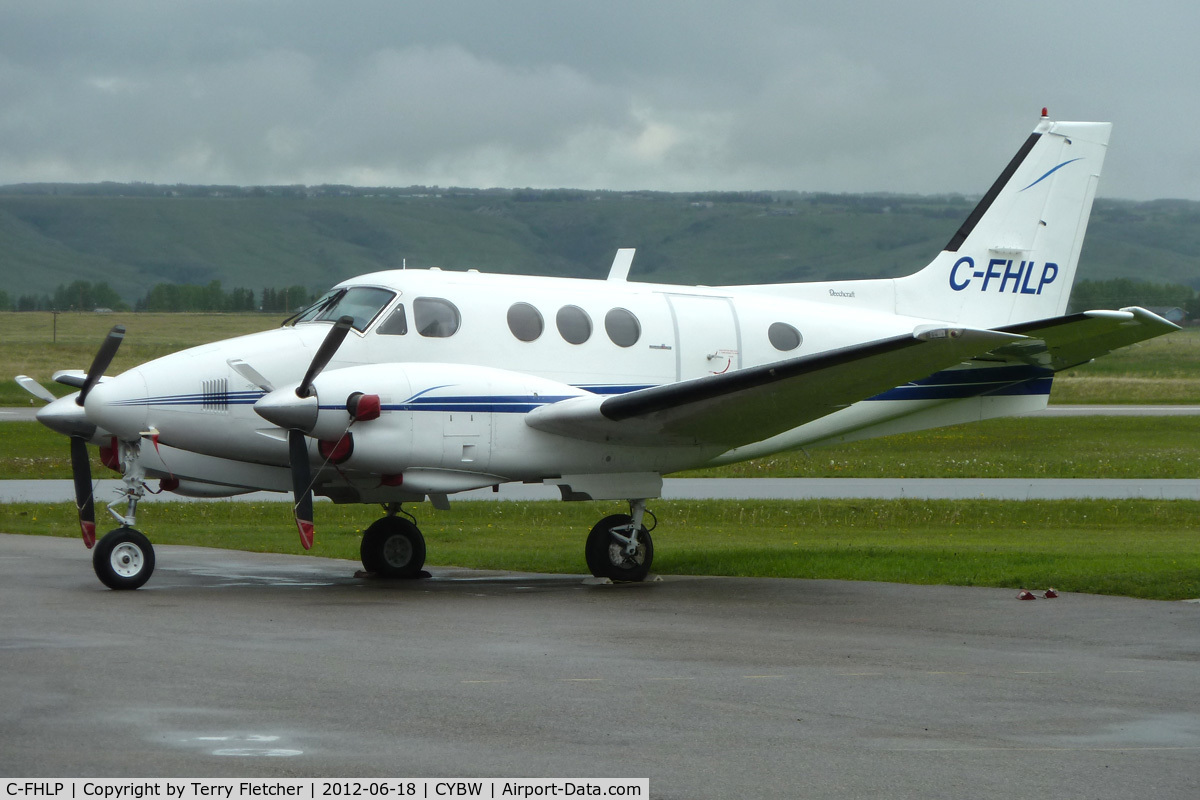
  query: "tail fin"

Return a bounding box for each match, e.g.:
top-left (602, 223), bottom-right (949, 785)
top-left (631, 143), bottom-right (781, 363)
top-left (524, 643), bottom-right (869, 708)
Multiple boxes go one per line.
top-left (895, 115), bottom-right (1111, 328)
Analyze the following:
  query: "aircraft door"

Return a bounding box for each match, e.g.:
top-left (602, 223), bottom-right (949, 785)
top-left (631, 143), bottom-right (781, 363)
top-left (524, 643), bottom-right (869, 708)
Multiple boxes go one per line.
top-left (666, 294), bottom-right (742, 381)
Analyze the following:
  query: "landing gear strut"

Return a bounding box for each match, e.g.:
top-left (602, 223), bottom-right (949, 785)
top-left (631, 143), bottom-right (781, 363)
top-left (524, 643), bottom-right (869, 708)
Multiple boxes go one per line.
top-left (93, 439), bottom-right (155, 590)
top-left (360, 504), bottom-right (427, 579)
top-left (585, 499), bottom-right (654, 582)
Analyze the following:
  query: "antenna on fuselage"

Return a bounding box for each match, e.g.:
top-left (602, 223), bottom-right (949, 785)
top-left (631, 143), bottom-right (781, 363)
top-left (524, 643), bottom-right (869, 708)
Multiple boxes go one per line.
top-left (607, 248), bottom-right (635, 282)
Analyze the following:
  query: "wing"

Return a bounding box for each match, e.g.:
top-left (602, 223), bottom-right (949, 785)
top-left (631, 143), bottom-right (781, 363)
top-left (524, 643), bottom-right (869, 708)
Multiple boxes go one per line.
top-left (526, 326), bottom-right (1025, 448)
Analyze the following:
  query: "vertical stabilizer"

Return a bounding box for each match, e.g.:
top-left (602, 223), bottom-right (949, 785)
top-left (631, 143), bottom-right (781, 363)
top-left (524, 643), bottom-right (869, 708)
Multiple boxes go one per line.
top-left (894, 116), bottom-right (1110, 327)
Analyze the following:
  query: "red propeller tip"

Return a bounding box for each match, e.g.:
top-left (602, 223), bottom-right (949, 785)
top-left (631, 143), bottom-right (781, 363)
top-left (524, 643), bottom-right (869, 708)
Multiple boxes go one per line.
top-left (80, 520), bottom-right (96, 549)
top-left (296, 519), bottom-right (315, 550)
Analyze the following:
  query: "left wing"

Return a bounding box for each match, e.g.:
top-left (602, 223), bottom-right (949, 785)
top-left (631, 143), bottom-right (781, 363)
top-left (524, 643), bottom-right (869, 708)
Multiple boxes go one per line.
top-left (526, 327), bottom-right (1023, 448)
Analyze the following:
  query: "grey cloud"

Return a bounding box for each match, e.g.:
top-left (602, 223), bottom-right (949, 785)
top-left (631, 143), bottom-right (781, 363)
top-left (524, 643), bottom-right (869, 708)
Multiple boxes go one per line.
top-left (0, 1), bottom-right (1196, 198)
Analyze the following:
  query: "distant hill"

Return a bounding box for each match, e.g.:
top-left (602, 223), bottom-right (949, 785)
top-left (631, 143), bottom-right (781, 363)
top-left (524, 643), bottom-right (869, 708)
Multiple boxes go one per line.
top-left (1, 183), bottom-right (1197, 305)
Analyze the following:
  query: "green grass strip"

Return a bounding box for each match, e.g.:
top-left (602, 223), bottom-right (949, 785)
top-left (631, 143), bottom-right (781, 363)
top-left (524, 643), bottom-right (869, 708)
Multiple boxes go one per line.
top-left (3, 498), bottom-right (1197, 601)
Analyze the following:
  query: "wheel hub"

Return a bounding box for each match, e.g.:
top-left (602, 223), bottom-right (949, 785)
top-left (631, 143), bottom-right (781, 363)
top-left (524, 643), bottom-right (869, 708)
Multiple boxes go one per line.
top-left (608, 541), bottom-right (644, 569)
top-left (110, 542), bottom-right (144, 577)
top-left (382, 535), bottom-right (413, 568)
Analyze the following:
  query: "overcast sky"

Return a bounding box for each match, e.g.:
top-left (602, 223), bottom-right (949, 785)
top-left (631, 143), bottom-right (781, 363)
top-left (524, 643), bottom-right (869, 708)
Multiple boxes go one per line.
top-left (1, 0), bottom-right (1195, 200)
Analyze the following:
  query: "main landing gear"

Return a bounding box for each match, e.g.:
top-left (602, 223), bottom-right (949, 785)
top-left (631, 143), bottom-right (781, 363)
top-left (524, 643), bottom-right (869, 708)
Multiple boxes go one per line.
top-left (585, 499), bottom-right (655, 582)
top-left (360, 504), bottom-right (428, 579)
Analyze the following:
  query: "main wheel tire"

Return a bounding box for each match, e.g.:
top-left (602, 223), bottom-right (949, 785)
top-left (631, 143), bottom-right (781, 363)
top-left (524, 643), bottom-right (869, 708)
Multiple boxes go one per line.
top-left (360, 517), bottom-right (427, 579)
top-left (92, 527), bottom-right (155, 590)
top-left (585, 513), bottom-right (654, 582)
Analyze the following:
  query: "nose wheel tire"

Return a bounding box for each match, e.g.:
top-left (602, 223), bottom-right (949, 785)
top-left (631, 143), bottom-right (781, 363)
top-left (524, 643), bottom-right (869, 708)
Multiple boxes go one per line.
top-left (92, 527), bottom-right (155, 590)
top-left (360, 516), bottom-right (427, 579)
top-left (585, 513), bottom-right (654, 582)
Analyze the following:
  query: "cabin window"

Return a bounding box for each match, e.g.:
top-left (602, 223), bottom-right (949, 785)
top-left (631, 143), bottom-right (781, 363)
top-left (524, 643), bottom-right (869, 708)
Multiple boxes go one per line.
top-left (556, 305), bottom-right (592, 345)
top-left (377, 305), bottom-right (408, 335)
top-left (768, 322), bottom-right (802, 351)
top-left (604, 308), bottom-right (640, 347)
top-left (414, 297), bottom-right (461, 338)
top-left (293, 286), bottom-right (396, 332)
top-left (507, 302), bottom-right (544, 342)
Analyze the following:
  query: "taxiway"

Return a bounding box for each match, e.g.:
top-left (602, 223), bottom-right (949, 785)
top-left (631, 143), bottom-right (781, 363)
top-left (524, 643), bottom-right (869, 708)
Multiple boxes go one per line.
top-left (1, 533), bottom-right (1197, 798)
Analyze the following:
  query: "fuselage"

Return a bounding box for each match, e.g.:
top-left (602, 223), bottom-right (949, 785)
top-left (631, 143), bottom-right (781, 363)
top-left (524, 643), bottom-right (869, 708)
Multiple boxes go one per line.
top-left (78, 267), bottom-right (1047, 498)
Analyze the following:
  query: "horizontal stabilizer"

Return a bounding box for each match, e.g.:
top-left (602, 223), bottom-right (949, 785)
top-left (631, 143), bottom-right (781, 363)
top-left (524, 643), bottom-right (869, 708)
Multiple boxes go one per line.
top-left (527, 327), bottom-right (1023, 448)
top-left (991, 306), bottom-right (1180, 371)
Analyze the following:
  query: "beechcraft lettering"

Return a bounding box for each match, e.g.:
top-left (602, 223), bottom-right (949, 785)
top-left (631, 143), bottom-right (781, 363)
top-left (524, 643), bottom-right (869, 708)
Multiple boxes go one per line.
top-left (949, 256), bottom-right (1059, 294)
top-left (18, 111), bottom-right (1180, 591)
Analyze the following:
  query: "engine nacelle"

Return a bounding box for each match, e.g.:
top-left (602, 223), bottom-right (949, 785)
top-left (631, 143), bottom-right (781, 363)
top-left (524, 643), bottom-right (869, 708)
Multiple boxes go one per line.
top-left (280, 362), bottom-right (589, 476)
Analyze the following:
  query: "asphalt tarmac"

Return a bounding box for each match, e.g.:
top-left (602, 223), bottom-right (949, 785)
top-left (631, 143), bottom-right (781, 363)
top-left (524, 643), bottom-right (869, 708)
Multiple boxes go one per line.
top-left (2, 533), bottom-right (1198, 798)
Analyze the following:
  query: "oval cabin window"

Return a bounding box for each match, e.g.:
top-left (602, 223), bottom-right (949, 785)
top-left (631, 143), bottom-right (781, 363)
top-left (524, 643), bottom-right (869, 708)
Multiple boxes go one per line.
top-left (768, 322), bottom-right (802, 351)
top-left (556, 305), bottom-right (592, 345)
top-left (604, 308), bottom-right (641, 347)
top-left (507, 302), bottom-right (544, 342)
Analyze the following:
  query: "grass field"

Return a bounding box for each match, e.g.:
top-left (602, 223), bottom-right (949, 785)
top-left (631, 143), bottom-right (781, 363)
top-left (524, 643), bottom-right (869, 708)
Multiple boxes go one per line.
top-left (1049, 325), bottom-right (1200, 403)
top-left (679, 415), bottom-right (1199, 479)
top-left (0, 311), bottom-right (279, 404)
top-left (2, 498), bottom-right (1197, 600)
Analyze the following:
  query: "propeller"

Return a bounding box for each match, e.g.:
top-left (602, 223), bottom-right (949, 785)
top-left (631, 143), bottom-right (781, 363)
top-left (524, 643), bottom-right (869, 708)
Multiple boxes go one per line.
top-left (77, 325), bottom-right (125, 406)
top-left (289, 429), bottom-right (315, 550)
top-left (261, 315), bottom-right (354, 550)
top-left (15, 375), bottom-right (57, 404)
top-left (227, 358), bottom-right (274, 393)
top-left (44, 325), bottom-right (125, 548)
top-left (298, 315), bottom-right (354, 398)
top-left (70, 436), bottom-right (97, 548)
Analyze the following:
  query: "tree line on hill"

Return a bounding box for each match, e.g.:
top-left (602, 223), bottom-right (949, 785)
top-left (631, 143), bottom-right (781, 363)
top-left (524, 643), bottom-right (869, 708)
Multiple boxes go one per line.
top-left (0, 277), bottom-right (1195, 323)
top-left (0, 280), bottom-right (315, 314)
top-left (1065, 278), bottom-right (1199, 320)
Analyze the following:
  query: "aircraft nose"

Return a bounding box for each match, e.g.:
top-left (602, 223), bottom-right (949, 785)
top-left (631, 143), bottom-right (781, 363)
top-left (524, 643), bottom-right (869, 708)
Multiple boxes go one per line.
top-left (36, 394), bottom-right (97, 439)
top-left (83, 369), bottom-right (149, 441)
top-left (254, 388), bottom-right (319, 432)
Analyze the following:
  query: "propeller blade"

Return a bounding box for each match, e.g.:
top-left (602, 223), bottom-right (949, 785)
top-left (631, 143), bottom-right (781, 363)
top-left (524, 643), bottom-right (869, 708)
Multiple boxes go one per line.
top-left (297, 315), bottom-right (354, 398)
top-left (77, 325), bottom-right (125, 406)
top-left (52, 370), bottom-right (87, 389)
top-left (69, 436), bottom-right (96, 549)
top-left (15, 375), bottom-right (57, 403)
top-left (288, 429), bottom-right (315, 550)
top-left (227, 358), bottom-right (275, 392)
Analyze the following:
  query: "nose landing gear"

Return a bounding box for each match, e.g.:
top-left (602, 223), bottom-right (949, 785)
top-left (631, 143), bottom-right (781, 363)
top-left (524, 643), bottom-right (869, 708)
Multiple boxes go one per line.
top-left (93, 526), bottom-right (155, 590)
top-left (92, 439), bottom-right (156, 590)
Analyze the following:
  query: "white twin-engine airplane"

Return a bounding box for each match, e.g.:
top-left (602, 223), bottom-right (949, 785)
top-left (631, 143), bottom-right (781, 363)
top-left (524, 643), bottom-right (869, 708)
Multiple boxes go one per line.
top-left (20, 113), bottom-right (1178, 590)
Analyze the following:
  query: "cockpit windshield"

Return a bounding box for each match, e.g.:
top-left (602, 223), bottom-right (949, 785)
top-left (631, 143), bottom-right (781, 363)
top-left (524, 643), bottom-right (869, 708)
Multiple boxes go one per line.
top-left (290, 286), bottom-right (396, 332)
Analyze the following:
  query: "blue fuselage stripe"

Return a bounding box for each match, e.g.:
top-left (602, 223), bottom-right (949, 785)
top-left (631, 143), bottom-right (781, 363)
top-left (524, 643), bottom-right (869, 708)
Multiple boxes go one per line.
top-left (115, 369), bottom-right (1052, 411)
